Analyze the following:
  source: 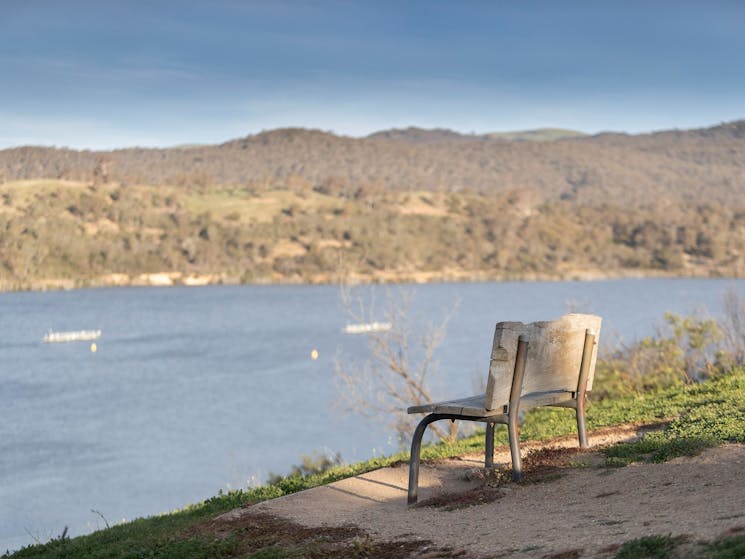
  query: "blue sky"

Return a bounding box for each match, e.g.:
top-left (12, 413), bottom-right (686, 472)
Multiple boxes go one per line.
top-left (2, 0), bottom-right (744, 149)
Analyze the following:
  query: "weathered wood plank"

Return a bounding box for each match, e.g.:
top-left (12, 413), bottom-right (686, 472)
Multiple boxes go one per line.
top-left (485, 314), bottom-right (601, 411)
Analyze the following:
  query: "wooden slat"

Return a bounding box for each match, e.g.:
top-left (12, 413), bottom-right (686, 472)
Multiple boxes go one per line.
top-left (484, 314), bottom-right (601, 411)
top-left (407, 395), bottom-right (485, 415)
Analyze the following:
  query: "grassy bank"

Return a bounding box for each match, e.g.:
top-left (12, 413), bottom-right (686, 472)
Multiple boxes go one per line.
top-left (6, 368), bottom-right (745, 559)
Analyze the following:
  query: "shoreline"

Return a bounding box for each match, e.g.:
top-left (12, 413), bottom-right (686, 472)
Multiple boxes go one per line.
top-left (0, 266), bottom-right (738, 293)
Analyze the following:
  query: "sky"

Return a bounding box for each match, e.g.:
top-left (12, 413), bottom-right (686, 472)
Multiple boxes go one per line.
top-left (1, 0), bottom-right (745, 150)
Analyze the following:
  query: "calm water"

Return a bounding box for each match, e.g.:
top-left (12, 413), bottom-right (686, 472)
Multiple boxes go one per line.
top-left (2, 278), bottom-right (744, 552)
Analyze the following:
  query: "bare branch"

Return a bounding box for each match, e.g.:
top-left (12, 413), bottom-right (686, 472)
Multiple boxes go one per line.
top-left (335, 286), bottom-right (459, 444)
top-left (23, 527), bottom-right (42, 545)
top-left (91, 509), bottom-right (110, 529)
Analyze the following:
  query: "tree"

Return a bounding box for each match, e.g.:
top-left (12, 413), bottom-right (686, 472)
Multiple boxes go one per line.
top-left (335, 286), bottom-right (459, 445)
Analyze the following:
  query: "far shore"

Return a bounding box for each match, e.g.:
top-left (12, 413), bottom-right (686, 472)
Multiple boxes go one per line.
top-left (0, 266), bottom-right (739, 293)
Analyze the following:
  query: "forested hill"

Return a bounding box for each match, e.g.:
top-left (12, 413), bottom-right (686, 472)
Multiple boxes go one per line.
top-left (1, 120), bottom-right (745, 291)
top-left (2, 120), bottom-right (745, 208)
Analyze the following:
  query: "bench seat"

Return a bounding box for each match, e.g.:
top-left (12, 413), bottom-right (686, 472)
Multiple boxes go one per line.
top-left (407, 390), bottom-right (576, 417)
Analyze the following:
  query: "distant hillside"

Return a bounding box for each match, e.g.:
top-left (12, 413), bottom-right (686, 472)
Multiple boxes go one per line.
top-left (2, 120), bottom-right (745, 209)
top-left (2, 120), bottom-right (745, 290)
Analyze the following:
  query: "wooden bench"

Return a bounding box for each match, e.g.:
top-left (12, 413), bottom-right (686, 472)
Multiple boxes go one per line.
top-left (406, 313), bottom-right (602, 504)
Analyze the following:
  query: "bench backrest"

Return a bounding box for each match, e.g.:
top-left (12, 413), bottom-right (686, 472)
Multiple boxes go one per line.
top-left (484, 314), bottom-right (602, 411)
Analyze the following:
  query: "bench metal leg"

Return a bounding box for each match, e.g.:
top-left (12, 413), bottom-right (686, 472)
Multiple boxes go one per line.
top-left (574, 330), bottom-right (595, 450)
top-left (508, 412), bottom-right (522, 481)
top-left (507, 337), bottom-right (527, 481)
top-left (485, 422), bottom-right (495, 468)
top-left (408, 413), bottom-right (446, 505)
top-left (407, 414), bottom-right (507, 505)
top-left (576, 397), bottom-right (588, 449)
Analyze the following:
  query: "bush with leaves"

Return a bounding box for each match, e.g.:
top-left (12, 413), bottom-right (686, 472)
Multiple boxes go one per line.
top-left (594, 303), bottom-right (732, 399)
top-left (267, 450), bottom-right (343, 485)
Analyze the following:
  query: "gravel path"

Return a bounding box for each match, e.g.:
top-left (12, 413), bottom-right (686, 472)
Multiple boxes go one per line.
top-left (222, 426), bottom-right (745, 558)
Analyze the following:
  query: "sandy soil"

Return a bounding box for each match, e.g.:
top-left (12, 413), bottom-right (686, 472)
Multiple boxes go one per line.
top-left (220, 426), bottom-right (745, 558)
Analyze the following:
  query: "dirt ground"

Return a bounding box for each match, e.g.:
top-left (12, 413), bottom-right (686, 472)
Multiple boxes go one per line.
top-left (219, 426), bottom-right (745, 558)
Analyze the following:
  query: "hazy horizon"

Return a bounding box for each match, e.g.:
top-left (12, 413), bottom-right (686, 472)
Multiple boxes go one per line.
top-left (4, 118), bottom-right (744, 152)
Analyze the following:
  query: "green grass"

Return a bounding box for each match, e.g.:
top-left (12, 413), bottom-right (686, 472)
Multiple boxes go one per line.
top-left (610, 533), bottom-right (745, 559)
top-left (612, 534), bottom-right (687, 559)
top-left (705, 534), bottom-right (745, 558)
top-left (6, 369), bottom-right (745, 559)
top-left (602, 374), bottom-right (745, 466)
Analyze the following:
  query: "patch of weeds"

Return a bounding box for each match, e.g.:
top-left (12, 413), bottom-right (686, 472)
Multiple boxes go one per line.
top-left (267, 451), bottom-right (344, 485)
top-left (524, 446), bottom-right (581, 466)
top-left (424, 446), bottom-right (590, 510)
top-left (613, 534), bottom-right (687, 559)
top-left (426, 445), bottom-right (599, 510)
top-left (350, 537), bottom-right (375, 556)
top-left (185, 512), bottom-right (362, 551)
top-left (605, 429), bottom-right (720, 468)
top-left (462, 466), bottom-right (512, 487)
top-left (705, 535), bottom-right (745, 558)
top-left (649, 436), bottom-right (719, 462)
top-left (185, 512), bottom-right (462, 558)
top-left (604, 435), bottom-right (665, 465)
top-left (520, 446), bottom-right (585, 483)
top-left (703, 526), bottom-right (745, 558)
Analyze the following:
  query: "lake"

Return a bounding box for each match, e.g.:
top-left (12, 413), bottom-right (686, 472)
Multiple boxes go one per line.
top-left (1, 278), bottom-right (743, 552)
